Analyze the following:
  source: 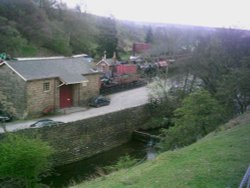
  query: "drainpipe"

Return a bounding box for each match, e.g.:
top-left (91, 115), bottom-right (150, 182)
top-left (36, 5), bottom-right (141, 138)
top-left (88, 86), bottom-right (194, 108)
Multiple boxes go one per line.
top-left (54, 79), bottom-right (56, 111)
top-left (78, 84), bottom-right (80, 106)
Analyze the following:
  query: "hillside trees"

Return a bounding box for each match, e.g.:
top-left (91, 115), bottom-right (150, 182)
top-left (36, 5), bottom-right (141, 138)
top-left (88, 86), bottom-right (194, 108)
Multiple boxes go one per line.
top-left (198, 29), bottom-right (250, 114)
top-left (0, 0), bottom-right (118, 57)
top-left (0, 16), bottom-right (27, 56)
top-left (43, 21), bottom-right (72, 55)
top-left (145, 26), bottom-right (153, 43)
top-left (153, 28), bottom-right (250, 151)
top-left (171, 29), bottom-right (250, 116)
top-left (96, 17), bottom-right (118, 58)
top-left (1, 0), bottom-right (52, 45)
top-left (0, 0), bottom-right (60, 55)
top-left (146, 26), bottom-right (200, 59)
top-left (62, 12), bottom-right (99, 55)
top-left (160, 90), bottom-right (224, 150)
top-left (217, 58), bottom-right (250, 114)
top-left (116, 21), bottom-right (146, 57)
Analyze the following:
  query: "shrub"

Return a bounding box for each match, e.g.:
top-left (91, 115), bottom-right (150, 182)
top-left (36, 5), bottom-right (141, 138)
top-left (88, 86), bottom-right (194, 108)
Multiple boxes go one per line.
top-left (104, 155), bottom-right (138, 173)
top-left (160, 90), bottom-right (225, 151)
top-left (0, 134), bottom-right (54, 187)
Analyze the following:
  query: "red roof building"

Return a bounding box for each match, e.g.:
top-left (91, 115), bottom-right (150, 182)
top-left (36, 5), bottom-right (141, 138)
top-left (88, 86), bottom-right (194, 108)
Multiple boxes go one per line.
top-left (132, 43), bottom-right (151, 55)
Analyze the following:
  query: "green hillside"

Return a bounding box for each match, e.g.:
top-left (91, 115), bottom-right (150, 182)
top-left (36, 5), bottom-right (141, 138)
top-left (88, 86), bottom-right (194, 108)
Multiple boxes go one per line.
top-left (0, 0), bottom-right (147, 58)
top-left (0, 0), bottom-right (215, 59)
top-left (74, 112), bottom-right (250, 188)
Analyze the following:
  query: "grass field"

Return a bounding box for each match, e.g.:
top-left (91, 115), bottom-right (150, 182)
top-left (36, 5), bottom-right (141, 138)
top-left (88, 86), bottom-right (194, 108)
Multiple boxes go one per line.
top-left (73, 112), bottom-right (250, 188)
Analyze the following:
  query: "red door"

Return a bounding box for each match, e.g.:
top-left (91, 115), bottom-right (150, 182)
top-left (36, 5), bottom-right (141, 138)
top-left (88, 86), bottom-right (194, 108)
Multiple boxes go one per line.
top-left (60, 85), bottom-right (73, 108)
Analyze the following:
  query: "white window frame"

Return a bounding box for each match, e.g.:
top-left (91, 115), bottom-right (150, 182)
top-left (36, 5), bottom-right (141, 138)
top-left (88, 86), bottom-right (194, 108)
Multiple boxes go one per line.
top-left (43, 82), bottom-right (50, 92)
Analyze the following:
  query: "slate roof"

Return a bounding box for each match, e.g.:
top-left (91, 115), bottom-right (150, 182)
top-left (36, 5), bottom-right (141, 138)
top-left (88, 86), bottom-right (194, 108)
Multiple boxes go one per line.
top-left (96, 58), bottom-right (118, 66)
top-left (6, 57), bottom-right (99, 84)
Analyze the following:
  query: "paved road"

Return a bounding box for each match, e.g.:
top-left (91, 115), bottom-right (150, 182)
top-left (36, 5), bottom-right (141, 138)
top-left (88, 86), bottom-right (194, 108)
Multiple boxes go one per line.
top-left (1, 87), bottom-right (149, 133)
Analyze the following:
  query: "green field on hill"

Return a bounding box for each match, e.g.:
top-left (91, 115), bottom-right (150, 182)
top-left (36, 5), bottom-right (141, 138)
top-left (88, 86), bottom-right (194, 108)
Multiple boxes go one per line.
top-left (74, 112), bottom-right (250, 188)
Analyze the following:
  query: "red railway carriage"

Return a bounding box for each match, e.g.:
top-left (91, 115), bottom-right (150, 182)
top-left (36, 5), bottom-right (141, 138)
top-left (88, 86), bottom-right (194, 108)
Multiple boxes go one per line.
top-left (99, 63), bottom-right (145, 94)
top-left (115, 64), bottom-right (137, 75)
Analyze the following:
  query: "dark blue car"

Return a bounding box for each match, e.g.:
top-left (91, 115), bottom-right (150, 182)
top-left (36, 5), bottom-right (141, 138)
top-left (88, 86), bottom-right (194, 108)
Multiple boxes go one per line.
top-left (30, 119), bottom-right (64, 128)
top-left (88, 96), bottom-right (110, 107)
top-left (0, 111), bottom-right (12, 122)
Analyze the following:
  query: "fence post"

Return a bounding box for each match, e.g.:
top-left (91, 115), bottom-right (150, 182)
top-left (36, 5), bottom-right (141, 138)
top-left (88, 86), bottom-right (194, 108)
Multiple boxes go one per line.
top-left (239, 165), bottom-right (250, 188)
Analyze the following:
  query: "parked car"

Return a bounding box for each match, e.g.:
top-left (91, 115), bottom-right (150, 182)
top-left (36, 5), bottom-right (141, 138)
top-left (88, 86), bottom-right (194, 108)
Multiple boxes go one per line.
top-left (88, 96), bottom-right (110, 107)
top-left (0, 115), bottom-right (11, 122)
top-left (30, 119), bottom-right (64, 128)
top-left (0, 111), bottom-right (13, 122)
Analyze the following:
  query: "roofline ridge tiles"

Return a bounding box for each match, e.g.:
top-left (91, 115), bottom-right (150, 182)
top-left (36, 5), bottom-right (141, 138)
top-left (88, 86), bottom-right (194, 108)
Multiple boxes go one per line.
top-left (16, 56), bottom-right (65, 61)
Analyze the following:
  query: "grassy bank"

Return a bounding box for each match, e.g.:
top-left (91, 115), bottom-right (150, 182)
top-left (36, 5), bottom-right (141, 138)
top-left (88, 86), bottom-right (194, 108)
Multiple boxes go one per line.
top-left (73, 112), bottom-right (250, 188)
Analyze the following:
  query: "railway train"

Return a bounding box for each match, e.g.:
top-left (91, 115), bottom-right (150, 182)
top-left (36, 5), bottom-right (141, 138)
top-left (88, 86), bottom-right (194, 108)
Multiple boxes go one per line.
top-left (98, 63), bottom-right (147, 94)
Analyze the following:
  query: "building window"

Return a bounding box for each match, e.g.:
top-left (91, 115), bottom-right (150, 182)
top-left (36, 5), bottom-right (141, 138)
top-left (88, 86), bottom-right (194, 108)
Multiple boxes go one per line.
top-left (43, 82), bottom-right (50, 92)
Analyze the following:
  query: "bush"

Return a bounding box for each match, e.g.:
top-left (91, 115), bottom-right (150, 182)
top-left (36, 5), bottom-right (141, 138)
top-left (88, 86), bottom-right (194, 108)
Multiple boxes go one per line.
top-left (160, 90), bottom-right (225, 151)
top-left (104, 155), bottom-right (138, 173)
top-left (143, 117), bottom-right (171, 130)
top-left (0, 134), bottom-right (54, 187)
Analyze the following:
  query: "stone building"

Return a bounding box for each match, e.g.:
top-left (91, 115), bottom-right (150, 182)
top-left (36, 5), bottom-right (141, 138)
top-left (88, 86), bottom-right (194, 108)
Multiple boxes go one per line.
top-left (0, 56), bottom-right (101, 118)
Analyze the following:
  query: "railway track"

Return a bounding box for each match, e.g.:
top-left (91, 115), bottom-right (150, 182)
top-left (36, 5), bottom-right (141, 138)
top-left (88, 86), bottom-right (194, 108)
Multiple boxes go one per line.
top-left (100, 79), bottom-right (147, 95)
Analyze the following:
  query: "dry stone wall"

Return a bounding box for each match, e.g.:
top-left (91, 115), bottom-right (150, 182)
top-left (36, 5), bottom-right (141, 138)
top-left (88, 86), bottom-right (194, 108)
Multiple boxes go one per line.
top-left (26, 78), bottom-right (59, 117)
top-left (4, 105), bottom-right (151, 166)
top-left (0, 64), bottom-right (27, 118)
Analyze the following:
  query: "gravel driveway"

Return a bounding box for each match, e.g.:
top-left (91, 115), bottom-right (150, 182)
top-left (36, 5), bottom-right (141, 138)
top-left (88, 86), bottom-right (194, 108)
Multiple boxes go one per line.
top-left (1, 86), bottom-right (149, 133)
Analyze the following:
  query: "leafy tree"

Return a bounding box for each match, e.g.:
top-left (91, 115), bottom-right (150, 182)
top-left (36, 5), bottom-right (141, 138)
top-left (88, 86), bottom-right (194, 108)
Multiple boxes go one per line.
top-left (175, 90), bottom-right (224, 134)
top-left (1, 0), bottom-right (52, 46)
top-left (62, 12), bottom-right (98, 55)
top-left (185, 29), bottom-right (250, 116)
top-left (217, 58), bottom-right (250, 115)
top-left (160, 90), bottom-right (224, 151)
top-left (96, 17), bottom-right (118, 58)
top-left (145, 27), bottom-right (153, 43)
top-left (187, 35), bottom-right (229, 94)
top-left (147, 26), bottom-right (199, 59)
top-left (0, 17), bottom-right (27, 56)
top-left (43, 21), bottom-right (72, 55)
top-left (0, 134), bottom-right (54, 187)
top-left (147, 74), bottom-right (189, 129)
top-left (116, 20), bottom-right (146, 57)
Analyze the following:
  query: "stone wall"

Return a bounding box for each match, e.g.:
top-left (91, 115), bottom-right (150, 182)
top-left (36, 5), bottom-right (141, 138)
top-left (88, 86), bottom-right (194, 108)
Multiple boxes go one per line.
top-left (72, 84), bottom-right (80, 106)
top-left (26, 78), bottom-right (59, 117)
top-left (78, 74), bottom-right (100, 105)
top-left (26, 74), bottom-right (100, 117)
top-left (0, 64), bottom-right (27, 118)
top-left (1, 63), bottom-right (101, 118)
top-left (11, 105), bottom-right (151, 166)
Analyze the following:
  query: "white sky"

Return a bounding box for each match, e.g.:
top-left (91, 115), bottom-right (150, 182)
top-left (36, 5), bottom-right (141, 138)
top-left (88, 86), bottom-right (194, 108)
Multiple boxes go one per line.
top-left (62, 0), bottom-right (250, 29)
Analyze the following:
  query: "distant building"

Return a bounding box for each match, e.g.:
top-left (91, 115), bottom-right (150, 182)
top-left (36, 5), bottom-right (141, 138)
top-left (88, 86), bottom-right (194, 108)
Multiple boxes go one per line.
top-left (132, 43), bottom-right (151, 55)
top-left (0, 56), bottom-right (101, 118)
top-left (156, 60), bottom-right (168, 68)
top-left (96, 52), bottom-right (118, 78)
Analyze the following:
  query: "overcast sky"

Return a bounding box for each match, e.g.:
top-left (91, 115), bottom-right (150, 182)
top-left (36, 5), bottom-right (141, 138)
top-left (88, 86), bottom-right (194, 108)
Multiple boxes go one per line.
top-left (62, 0), bottom-right (249, 29)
